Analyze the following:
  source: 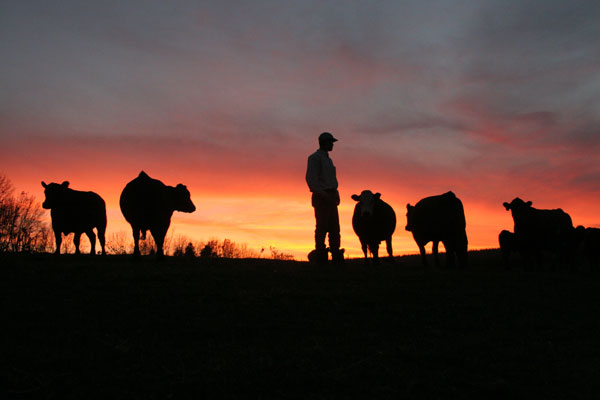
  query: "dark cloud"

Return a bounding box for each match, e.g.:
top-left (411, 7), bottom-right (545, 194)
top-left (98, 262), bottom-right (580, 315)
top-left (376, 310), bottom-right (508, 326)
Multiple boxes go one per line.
top-left (570, 171), bottom-right (600, 193)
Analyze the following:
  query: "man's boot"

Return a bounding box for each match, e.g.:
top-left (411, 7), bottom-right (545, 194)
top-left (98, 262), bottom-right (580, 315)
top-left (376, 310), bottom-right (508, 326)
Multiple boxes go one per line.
top-left (331, 248), bottom-right (345, 265)
top-left (308, 248), bottom-right (329, 265)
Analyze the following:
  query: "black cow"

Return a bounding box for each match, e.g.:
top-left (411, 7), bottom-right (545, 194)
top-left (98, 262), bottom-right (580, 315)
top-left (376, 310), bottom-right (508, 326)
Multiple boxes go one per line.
top-left (405, 191), bottom-right (468, 268)
top-left (503, 198), bottom-right (573, 269)
top-left (584, 228), bottom-right (600, 270)
top-left (41, 181), bottom-right (107, 255)
top-left (351, 190), bottom-right (396, 263)
top-left (575, 226), bottom-right (600, 270)
top-left (120, 171), bottom-right (196, 258)
top-left (498, 230), bottom-right (516, 267)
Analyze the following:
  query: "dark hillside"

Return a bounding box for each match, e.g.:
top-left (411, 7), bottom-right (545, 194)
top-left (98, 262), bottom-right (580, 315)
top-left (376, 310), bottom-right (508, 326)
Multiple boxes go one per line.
top-left (2, 251), bottom-right (600, 399)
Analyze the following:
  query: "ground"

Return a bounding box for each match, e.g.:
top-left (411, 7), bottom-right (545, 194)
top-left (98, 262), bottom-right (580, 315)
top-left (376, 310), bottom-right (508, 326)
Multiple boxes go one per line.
top-left (2, 251), bottom-right (600, 399)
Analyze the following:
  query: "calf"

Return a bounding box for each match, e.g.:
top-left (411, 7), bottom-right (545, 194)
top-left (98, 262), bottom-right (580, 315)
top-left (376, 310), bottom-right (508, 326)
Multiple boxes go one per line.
top-left (498, 230), bottom-right (516, 268)
top-left (41, 181), bottom-right (106, 255)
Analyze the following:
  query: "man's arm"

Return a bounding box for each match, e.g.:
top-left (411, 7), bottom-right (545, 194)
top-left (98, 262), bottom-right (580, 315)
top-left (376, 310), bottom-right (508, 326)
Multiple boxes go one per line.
top-left (306, 154), bottom-right (323, 193)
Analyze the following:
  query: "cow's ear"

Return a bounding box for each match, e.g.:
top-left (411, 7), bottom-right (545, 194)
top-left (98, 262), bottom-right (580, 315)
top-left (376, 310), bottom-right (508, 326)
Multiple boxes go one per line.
top-left (61, 181), bottom-right (70, 188)
top-left (406, 203), bottom-right (412, 210)
top-left (375, 193), bottom-right (381, 199)
top-left (503, 202), bottom-right (510, 210)
top-left (351, 194), bottom-right (360, 201)
top-left (526, 201), bottom-right (532, 207)
top-left (41, 181), bottom-right (47, 188)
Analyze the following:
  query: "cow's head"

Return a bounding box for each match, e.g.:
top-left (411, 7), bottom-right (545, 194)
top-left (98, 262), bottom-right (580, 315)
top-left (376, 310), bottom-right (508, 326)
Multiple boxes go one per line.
top-left (405, 203), bottom-right (415, 232)
top-left (503, 197), bottom-right (532, 218)
top-left (172, 184), bottom-right (196, 213)
top-left (41, 181), bottom-right (69, 209)
top-left (351, 190), bottom-right (380, 218)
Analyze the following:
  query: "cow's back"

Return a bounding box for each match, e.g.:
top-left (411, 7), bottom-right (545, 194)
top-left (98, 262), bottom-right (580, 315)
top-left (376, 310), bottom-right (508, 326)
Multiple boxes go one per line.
top-left (120, 173), bottom-right (168, 226)
top-left (515, 207), bottom-right (573, 248)
top-left (536, 208), bottom-right (572, 232)
top-left (412, 192), bottom-right (465, 237)
top-left (52, 189), bottom-right (106, 232)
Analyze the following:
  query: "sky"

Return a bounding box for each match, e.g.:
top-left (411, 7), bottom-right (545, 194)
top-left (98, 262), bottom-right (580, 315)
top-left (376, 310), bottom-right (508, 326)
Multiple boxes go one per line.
top-left (1, 0), bottom-right (599, 259)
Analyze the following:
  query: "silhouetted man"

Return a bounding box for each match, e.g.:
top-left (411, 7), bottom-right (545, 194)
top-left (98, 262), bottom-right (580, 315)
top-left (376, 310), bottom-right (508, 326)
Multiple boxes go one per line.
top-left (306, 132), bottom-right (343, 264)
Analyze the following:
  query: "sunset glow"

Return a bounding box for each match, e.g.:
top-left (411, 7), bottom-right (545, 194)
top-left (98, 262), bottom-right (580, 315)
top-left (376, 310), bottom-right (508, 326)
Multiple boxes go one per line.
top-left (2, 1), bottom-right (599, 260)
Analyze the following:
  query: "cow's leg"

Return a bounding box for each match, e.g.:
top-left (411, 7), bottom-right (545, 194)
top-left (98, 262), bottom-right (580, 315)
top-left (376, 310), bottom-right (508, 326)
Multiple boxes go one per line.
top-left (74, 232), bottom-right (81, 254)
top-left (385, 236), bottom-right (394, 260)
top-left (96, 222), bottom-right (107, 256)
top-left (446, 251), bottom-right (456, 268)
top-left (457, 233), bottom-right (468, 268)
top-left (97, 226), bottom-right (106, 255)
top-left (418, 243), bottom-right (428, 267)
top-left (371, 242), bottom-right (380, 265)
top-left (150, 227), bottom-right (168, 259)
top-left (432, 241), bottom-right (441, 267)
top-left (53, 229), bottom-right (62, 255)
top-left (132, 227), bottom-right (141, 258)
top-left (361, 240), bottom-right (369, 261)
top-left (443, 240), bottom-right (456, 268)
top-left (457, 248), bottom-right (468, 268)
top-left (86, 230), bottom-right (96, 255)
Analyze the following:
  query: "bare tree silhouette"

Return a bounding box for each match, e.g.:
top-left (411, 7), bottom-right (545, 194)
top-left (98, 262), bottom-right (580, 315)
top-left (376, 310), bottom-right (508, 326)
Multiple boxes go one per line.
top-left (0, 174), bottom-right (52, 253)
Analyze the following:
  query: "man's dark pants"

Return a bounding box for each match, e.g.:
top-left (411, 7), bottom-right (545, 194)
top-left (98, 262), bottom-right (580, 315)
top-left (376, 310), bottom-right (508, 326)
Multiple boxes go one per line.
top-left (312, 190), bottom-right (340, 251)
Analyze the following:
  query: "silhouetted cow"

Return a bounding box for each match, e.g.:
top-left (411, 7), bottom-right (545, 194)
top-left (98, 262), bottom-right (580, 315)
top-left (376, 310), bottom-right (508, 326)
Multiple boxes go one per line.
top-left (120, 171), bottom-right (196, 258)
top-left (406, 191), bottom-right (468, 268)
top-left (41, 181), bottom-right (106, 255)
top-left (575, 226), bottom-right (600, 270)
top-left (503, 198), bottom-right (573, 269)
top-left (351, 190), bottom-right (396, 263)
top-left (498, 230), bottom-right (516, 267)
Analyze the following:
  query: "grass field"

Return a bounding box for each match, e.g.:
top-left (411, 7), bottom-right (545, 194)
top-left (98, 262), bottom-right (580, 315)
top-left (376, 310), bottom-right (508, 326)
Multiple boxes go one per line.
top-left (2, 251), bottom-right (600, 399)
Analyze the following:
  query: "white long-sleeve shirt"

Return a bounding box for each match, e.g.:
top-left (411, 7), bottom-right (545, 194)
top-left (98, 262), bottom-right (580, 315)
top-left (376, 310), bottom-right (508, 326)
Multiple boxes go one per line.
top-left (306, 149), bottom-right (338, 193)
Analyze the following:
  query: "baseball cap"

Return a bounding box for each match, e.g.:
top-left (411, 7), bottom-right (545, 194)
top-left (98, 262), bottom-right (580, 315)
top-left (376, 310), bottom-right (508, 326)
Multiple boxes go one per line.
top-left (318, 132), bottom-right (338, 143)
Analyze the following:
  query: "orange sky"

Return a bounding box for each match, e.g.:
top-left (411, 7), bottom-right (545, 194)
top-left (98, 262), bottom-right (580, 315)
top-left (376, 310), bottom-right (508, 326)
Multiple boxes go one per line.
top-left (2, 134), bottom-right (599, 260)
